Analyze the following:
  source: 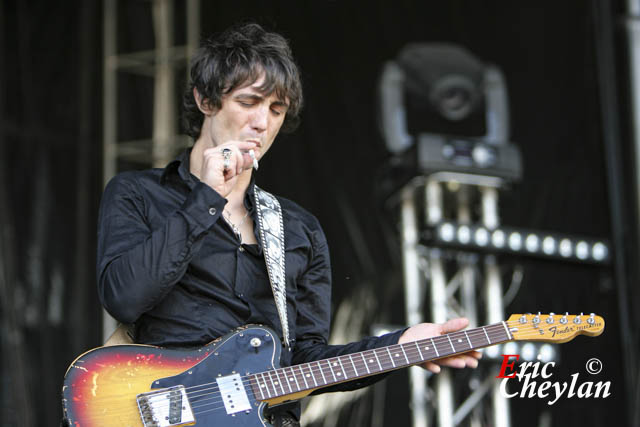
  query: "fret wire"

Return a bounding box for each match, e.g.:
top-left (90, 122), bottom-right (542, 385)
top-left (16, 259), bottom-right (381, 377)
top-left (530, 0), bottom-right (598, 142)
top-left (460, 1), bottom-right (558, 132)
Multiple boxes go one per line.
top-left (269, 369), bottom-right (285, 396)
top-left (447, 334), bottom-right (455, 353)
top-left (349, 354), bottom-right (359, 377)
top-left (317, 361), bottom-right (328, 385)
top-left (299, 365), bottom-right (309, 389)
top-left (464, 330), bottom-right (472, 348)
top-left (265, 370), bottom-right (277, 396)
top-left (290, 366), bottom-right (301, 391)
top-left (257, 373), bottom-right (267, 399)
top-left (373, 349), bottom-right (383, 371)
top-left (386, 347), bottom-right (397, 368)
top-left (400, 344), bottom-right (410, 365)
top-left (278, 368), bottom-right (293, 394)
top-left (306, 363), bottom-right (318, 387)
top-left (415, 341), bottom-right (424, 361)
top-left (451, 332), bottom-right (466, 350)
top-left (431, 338), bottom-right (439, 357)
top-left (326, 359), bottom-right (338, 382)
top-left (336, 357), bottom-right (347, 380)
top-left (361, 352), bottom-right (371, 374)
top-left (482, 327), bottom-right (491, 344)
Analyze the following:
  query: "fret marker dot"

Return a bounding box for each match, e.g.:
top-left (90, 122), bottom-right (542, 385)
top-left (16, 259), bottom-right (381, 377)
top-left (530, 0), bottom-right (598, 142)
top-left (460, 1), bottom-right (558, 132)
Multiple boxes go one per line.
top-left (395, 353), bottom-right (399, 357)
top-left (306, 374), bottom-right (310, 377)
top-left (333, 362), bottom-right (337, 367)
top-left (260, 384), bottom-right (265, 388)
top-left (289, 377), bottom-right (294, 382)
top-left (425, 347), bottom-right (429, 350)
top-left (274, 382), bottom-right (279, 385)
top-left (369, 359), bottom-right (373, 363)
top-left (458, 339), bottom-right (462, 343)
top-left (337, 372), bottom-right (342, 376)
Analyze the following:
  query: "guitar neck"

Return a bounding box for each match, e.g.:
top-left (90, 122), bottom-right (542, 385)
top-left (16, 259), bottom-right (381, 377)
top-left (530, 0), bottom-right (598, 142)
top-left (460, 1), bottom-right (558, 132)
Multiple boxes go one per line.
top-left (250, 322), bottom-right (511, 402)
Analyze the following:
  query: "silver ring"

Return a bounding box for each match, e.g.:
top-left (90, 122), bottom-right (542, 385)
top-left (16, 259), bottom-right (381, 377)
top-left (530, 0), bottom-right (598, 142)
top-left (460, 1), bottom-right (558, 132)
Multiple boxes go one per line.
top-left (221, 148), bottom-right (232, 170)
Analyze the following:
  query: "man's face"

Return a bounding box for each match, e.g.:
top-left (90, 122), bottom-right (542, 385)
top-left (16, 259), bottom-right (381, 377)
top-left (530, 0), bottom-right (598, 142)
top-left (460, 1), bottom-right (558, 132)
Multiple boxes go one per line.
top-left (200, 74), bottom-right (289, 160)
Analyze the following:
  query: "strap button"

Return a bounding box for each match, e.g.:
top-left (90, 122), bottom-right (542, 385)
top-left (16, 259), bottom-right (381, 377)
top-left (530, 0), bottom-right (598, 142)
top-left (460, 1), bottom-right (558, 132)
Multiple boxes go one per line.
top-left (208, 207), bottom-right (217, 215)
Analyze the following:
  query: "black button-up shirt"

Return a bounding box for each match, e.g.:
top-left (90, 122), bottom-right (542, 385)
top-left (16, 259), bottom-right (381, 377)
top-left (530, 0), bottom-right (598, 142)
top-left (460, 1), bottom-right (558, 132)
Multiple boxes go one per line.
top-left (97, 149), bottom-right (403, 397)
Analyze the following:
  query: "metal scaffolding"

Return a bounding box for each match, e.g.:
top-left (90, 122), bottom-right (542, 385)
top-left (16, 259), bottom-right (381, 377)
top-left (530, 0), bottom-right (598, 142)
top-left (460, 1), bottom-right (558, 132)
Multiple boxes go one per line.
top-left (400, 175), bottom-right (511, 427)
top-left (101, 0), bottom-right (200, 341)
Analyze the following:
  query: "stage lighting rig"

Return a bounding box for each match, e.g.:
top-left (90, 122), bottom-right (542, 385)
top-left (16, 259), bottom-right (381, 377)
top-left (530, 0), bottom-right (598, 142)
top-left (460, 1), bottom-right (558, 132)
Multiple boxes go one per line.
top-left (426, 221), bottom-right (611, 265)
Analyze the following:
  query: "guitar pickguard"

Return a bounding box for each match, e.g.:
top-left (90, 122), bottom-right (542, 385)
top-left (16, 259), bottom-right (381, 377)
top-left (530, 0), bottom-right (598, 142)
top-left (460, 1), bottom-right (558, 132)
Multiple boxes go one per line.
top-left (153, 326), bottom-right (280, 426)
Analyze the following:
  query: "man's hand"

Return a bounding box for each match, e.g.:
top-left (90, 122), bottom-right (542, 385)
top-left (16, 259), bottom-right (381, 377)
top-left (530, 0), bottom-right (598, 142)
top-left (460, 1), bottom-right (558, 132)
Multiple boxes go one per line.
top-left (398, 317), bottom-right (482, 374)
top-left (201, 141), bottom-right (256, 197)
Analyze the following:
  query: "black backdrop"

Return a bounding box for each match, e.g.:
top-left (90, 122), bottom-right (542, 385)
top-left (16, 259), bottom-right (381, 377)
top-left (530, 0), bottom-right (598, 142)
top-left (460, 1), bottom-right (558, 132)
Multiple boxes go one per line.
top-left (0, 1), bottom-right (636, 426)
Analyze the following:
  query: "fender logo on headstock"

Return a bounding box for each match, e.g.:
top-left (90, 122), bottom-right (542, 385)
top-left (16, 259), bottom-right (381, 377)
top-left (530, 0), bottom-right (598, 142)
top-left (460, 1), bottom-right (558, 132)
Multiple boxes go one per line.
top-left (548, 326), bottom-right (574, 337)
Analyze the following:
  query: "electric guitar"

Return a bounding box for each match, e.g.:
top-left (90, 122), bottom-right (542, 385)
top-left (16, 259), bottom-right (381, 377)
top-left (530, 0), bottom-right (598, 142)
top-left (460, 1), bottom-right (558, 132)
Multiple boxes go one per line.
top-left (61, 313), bottom-right (604, 426)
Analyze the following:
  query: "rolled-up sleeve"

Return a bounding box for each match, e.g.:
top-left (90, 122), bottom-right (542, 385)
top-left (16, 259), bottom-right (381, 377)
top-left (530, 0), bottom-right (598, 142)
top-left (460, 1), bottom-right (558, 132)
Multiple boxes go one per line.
top-left (97, 174), bottom-right (226, 323)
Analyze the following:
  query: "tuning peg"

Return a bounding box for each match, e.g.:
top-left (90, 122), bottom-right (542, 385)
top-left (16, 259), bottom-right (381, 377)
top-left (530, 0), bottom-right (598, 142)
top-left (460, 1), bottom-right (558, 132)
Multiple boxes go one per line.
top-left (533, 312), bottom-right (541, 325)
top-left (574, 313), bottom-right (583, 324)
top-left (519, 314), bottom-right (527, 324)
top-left (546, 312), bottom-right (555, 324)
top-left (587, 313), bottom-right (596, 324)
top-left (560, 312), bottom-right (568, 324)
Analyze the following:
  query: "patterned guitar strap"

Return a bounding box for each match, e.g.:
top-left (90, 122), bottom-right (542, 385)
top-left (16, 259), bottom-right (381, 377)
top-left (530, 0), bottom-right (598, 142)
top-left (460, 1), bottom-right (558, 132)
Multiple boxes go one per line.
top-left (254, 186), bottom-right (291, 349)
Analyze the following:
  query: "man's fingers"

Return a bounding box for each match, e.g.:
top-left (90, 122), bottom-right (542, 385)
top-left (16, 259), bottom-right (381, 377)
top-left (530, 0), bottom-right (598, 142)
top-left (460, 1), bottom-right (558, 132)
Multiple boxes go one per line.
top-left (235, 149), bottom-right (244, 176)
top-left (440, 317), bottom-right (469, 334)
top-left (424, 361), bottom-right (441, 374)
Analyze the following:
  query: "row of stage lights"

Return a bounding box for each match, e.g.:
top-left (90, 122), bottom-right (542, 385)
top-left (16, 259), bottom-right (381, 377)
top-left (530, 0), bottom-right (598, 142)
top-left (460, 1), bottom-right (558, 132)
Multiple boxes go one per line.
top-left (427, 222), bottom-right (610, 264)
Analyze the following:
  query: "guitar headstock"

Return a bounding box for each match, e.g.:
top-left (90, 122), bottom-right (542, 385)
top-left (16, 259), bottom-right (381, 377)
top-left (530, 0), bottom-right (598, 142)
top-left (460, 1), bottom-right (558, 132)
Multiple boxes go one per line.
top-left (506, 313), bottom-right (605, 343)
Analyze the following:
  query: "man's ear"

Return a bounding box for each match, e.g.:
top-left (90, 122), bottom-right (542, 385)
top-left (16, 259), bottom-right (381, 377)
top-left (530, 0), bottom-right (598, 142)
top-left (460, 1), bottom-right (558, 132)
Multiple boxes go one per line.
top-left (193, 88), bottom-right (214, 115)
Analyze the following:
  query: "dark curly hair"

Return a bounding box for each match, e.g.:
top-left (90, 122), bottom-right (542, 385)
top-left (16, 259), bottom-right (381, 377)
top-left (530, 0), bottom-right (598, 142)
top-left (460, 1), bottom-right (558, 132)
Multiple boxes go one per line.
top-left (182, 23), bottom-right (303, 139)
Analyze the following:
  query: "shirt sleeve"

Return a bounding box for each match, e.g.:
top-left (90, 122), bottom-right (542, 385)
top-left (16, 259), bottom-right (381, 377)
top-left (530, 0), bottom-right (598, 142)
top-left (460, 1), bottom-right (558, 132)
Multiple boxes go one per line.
top-left (291, 217), bottom-right (406, 394)
top-left (97, 174), bottom-right (227, 323)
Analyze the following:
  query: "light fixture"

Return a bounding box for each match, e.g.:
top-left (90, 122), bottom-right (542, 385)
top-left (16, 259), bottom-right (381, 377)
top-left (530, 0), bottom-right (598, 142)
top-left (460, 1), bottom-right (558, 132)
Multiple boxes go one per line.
top-left (428, 221), bottom-right (610, 265)
top-left (440, 222), bottom-right (455, 242)
top-left (492, 229), bottom-right (506, 248)
top-left (592, 242), bottom-right (608, 261)
top-left (508, 232), bottom-right (522, 251)
top-left (559, 239), bottom-right (572, 258)
top-left (475, 228), bottom-right (489, 246)
top-left (575, 241), bottom-right (589, 260)
top-left (525, 234), bottom-right (539, 253)
top-left (542, 236), bottom-right (555, 255)
top-left (457, 225), bottom-right (471, 244)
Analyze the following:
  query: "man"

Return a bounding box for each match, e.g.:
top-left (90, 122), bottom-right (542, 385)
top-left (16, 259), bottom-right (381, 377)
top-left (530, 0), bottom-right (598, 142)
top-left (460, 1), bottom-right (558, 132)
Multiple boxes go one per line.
top-left (97, 23), bottom-right (480, 426)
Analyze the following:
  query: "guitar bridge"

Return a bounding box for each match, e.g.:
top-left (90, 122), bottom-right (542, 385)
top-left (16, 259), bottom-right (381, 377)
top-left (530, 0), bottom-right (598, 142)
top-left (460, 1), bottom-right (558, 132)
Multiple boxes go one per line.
top-left (137, 385), bottom-right (195, 427)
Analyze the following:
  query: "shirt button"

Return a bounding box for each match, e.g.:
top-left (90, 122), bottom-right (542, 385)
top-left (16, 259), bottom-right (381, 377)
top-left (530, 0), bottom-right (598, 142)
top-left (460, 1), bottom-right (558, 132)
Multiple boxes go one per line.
top-left (238, 246), bottom-right (245, 253)
top-left (208, 207), bottom-right (217, 216)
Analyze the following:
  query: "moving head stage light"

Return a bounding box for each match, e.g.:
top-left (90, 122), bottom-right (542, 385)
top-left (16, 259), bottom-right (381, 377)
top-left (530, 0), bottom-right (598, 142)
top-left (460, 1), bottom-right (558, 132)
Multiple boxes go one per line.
top-left (379, 43), bottom-right (522, 181)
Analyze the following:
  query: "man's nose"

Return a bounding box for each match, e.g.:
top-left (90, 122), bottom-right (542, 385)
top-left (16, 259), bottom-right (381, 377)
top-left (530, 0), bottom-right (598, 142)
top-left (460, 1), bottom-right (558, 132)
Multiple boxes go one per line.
top-left (250, 106), bottom-right (268, 132)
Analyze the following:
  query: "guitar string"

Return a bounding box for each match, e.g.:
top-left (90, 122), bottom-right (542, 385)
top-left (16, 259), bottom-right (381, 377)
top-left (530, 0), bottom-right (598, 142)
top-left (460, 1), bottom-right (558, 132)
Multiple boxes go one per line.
top-left (77, 319), bottom-right (586, 420)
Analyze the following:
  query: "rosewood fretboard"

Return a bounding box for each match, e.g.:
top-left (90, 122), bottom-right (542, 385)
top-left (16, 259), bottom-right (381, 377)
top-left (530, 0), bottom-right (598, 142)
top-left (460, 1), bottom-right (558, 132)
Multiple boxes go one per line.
top-left (249, 322), bottom-right (511, 401)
